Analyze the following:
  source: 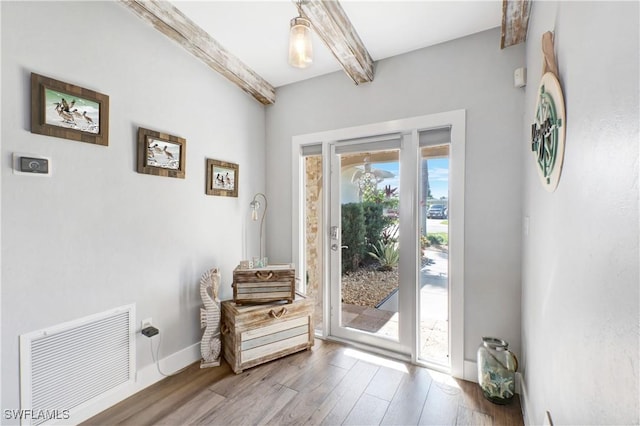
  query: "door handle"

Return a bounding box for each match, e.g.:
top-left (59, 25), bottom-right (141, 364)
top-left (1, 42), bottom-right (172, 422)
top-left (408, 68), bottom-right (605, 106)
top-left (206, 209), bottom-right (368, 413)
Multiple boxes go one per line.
top-left (331, 244), bottom-right (349, 251)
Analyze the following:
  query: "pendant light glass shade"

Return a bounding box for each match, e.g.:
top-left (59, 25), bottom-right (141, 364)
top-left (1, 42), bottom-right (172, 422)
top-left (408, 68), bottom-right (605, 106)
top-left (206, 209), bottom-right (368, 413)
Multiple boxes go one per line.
top-left (288, 16), bottom-right (313, 68)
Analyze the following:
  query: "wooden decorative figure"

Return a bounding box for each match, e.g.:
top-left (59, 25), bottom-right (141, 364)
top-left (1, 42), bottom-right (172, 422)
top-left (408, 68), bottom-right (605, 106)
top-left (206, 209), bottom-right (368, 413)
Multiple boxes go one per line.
top-left (200, 268), bottom-right (222, 368)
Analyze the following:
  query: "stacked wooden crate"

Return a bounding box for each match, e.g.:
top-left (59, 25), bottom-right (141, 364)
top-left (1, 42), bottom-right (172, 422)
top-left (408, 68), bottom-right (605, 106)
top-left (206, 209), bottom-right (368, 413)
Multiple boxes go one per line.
top-left (222, 264), bottom-right (314, 374)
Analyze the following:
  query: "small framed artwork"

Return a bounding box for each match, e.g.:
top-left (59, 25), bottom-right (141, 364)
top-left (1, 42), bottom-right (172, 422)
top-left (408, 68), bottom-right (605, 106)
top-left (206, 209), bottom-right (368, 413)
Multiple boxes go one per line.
top-left (206, 159), bottom-right (238, 197)
top-left (30, 72), bottom-right (109, 146)
top-left (137, 127), bottom-right (186, 179)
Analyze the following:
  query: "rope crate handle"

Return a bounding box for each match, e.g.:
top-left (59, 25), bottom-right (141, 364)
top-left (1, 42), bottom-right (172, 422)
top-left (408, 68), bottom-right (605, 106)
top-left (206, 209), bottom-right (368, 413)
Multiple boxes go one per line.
top-left (268, 307), bottom-right (288, 319)
top-left (255, 271), bottom-right (274, 280)
top-left (220, 323), bottom-right (230, 335)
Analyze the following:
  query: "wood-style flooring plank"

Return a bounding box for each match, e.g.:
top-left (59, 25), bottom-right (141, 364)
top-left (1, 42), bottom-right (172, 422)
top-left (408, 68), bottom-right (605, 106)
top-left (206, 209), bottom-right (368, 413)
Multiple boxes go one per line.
top-left (152, 388), bottom-right (225, 426)
top-left (307, 360), bottom-right (379, 425)
top-left (324, 344), bottom-right (359, 370)
top-left (114, 366), bottom-right (228, 426)
top-left (419, 381), bottom-right (460, 425)
top-left (207, 357), bottom-right (281, 398)
top-left (270, 340), bottom-right (344, 390)
top-left (82, 362), bottom-right (230, 426)
top-left (364, 365), bottom-right (405, 401)
top-left (266, 362), bottom-right (348, 425)
top-left (196, 381), bottom-right (297, 425)
top-left (456, 405), bottom-right (493, 426)
top-left (84, 340), bottom-right (524, 426)
top-left (342, 393), bottom-right (390, 426)
top-left (456, 378), bottom-right (523, 426)
top-left (380, 364), bottom-right (433, 425)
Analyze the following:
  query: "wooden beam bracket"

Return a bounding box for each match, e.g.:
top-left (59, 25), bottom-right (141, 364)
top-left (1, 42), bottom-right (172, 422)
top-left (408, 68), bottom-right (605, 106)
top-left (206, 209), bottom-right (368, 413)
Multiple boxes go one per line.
top-left (298, 0), bottom-right (375, 85)
top-left (501, 0), bottom-right (532, 49)
top-left (120, 0), bottom-right (275, 105)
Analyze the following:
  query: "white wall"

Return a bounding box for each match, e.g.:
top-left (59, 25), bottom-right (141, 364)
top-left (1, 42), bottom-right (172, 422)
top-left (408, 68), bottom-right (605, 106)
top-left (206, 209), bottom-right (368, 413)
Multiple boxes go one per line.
top-left (266, 28), bottom-right (525, 363)
top-left (1, 1), bottom-right (265, 417)
top-left (521, 2), bottom-right (639, 424)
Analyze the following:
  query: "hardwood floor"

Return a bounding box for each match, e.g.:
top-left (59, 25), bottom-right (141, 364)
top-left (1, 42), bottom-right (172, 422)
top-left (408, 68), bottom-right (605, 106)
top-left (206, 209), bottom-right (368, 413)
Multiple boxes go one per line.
top-left (84, 340), bottom-right (523, 426)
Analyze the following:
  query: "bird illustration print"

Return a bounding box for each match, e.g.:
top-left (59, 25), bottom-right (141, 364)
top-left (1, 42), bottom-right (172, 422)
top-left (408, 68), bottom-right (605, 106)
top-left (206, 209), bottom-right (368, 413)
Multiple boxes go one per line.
top-left (82, 111), bottom-right (93, 124)
top-left (71, 108), bottom-right (83, 120)
top-left (163, 145), bottom-right (174, 160)
top-left (200, 268), bottom-right (222, 368)
top-left (60, 98), bottom-right (75, 112)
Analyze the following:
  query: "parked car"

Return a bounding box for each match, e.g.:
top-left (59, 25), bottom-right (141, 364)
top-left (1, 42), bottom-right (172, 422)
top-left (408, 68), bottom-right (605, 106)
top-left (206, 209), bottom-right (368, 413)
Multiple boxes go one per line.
top-left (427, 204), bottom-right (447, 219)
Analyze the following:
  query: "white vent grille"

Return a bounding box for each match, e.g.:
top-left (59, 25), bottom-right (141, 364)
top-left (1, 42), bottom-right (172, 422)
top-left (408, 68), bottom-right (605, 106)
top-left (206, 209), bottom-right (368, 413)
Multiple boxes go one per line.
top-left (20, 305), bottom-right (135, 425)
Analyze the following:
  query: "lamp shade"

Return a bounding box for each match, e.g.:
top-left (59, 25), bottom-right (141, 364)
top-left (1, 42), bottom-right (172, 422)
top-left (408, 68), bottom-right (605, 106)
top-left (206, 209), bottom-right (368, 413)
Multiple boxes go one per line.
top-left (288, 16), bottom-right (312, 68)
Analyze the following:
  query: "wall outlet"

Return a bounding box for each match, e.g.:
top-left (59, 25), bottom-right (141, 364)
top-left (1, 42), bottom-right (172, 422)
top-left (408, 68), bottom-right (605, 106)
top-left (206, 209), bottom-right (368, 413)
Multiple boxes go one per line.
top-left (141, 318), bottom-right (153, 330)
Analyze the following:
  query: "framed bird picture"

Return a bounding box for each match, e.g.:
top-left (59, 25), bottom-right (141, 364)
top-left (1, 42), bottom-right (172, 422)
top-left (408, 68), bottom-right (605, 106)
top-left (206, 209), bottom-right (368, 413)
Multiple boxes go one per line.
top-left (30, 72), bottom-right (109, 146)
top-left (137, 127), bottom-right (186, 179)
top-left (205, 158), bottom-right (238, 197)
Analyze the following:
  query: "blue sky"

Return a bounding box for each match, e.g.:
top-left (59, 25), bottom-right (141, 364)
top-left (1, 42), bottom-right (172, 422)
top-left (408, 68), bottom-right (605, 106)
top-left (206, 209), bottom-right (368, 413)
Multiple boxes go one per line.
top-left (375, 158), bottom-right (449, 199)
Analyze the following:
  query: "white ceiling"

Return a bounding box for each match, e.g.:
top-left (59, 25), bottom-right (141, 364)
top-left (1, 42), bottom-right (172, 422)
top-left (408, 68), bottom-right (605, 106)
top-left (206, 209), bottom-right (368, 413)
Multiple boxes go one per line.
top-left (173, 1), bottom-right (503, 88)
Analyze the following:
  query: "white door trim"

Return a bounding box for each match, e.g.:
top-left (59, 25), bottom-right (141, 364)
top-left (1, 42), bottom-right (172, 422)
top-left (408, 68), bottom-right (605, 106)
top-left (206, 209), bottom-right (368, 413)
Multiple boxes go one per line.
top-left (291, 110), bottom-right (465, 377)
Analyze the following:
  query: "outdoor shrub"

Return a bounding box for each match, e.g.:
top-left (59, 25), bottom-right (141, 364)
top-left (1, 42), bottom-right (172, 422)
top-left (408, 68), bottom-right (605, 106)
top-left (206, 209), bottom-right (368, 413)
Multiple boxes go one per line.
top-left (368, 241), bottom-right (400, 271)
top-left (341, 203), bottom-right (366, 273)
top-left (427, 232), bottom-right (449, 246)
top-left (362, 202), bottom-right (386, 249)
top-left (420, 234), bottom-right (430, 250)
top-left (381, 222), bottom-right (399, 245)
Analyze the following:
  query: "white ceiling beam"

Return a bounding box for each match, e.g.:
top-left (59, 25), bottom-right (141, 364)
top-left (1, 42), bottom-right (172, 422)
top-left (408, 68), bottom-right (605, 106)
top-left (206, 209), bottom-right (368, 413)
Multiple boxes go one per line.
top-left (298, 0), bottom-right (375, 85)
top-left (500, 0), bottom-right (532, 49)
top-left (120, 0), bottom-right (276, 105)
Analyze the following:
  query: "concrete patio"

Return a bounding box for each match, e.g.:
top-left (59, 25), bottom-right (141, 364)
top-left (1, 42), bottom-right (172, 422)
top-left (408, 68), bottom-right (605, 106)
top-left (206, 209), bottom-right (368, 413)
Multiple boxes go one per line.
top-left (340, 248), bottom-right (449, 364)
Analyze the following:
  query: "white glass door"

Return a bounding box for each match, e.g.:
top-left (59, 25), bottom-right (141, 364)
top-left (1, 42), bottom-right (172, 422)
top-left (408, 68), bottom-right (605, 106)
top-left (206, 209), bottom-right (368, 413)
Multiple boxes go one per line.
top-left (329, 138), bottom-right (403, 351)
top-left (293, 110), bottom-right (465, 376)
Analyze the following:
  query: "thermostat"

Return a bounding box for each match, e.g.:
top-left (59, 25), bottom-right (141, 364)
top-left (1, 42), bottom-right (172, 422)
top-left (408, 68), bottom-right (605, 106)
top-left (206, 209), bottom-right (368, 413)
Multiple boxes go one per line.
top-left (20, 157), bottom-right (49, 173)
top-left (514, 67), bottom-right (527, 88)
top-left (13, 153), bottom-right (52, 176)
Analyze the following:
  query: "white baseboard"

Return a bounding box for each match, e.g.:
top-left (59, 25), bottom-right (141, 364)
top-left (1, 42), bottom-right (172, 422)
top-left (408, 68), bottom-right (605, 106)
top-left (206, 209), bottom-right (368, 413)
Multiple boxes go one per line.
top-left (66, 342), bottom-right (201, 425)
top-left (463, 360), bottom-right (478, 383)
top-left (517, 372), bottom-right (534, 425)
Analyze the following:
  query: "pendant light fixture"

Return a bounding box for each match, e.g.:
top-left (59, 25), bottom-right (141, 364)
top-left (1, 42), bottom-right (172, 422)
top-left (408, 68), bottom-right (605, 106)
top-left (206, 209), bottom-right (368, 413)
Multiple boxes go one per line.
top-left (288, 2), bottom-right (313, 68)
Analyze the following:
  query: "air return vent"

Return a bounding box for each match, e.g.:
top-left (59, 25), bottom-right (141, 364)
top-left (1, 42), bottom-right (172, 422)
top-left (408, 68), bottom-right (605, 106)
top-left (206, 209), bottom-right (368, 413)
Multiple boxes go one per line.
top-left (20, 305), bottom-right (135, 425)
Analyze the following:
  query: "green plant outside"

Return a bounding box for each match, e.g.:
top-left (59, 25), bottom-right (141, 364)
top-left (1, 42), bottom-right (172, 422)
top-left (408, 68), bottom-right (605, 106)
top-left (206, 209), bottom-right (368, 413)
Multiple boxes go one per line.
top-left (368, 240), bottom-right (399, 271)
top-left (362, 202), bottom-right (386, 250)
top-left (341, 203), bottom-right (366, 273)
top-left (426, 232), bottom-right (449, 246)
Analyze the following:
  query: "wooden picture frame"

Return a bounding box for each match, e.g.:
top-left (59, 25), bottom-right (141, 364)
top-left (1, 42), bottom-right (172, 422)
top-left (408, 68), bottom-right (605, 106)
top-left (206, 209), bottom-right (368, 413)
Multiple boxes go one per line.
top-left (30, 72), bottom-right (109, 146)
top-left (206, 159), bottom-right (238, 197)
top-left (137, 127), bottom-right (186, 179)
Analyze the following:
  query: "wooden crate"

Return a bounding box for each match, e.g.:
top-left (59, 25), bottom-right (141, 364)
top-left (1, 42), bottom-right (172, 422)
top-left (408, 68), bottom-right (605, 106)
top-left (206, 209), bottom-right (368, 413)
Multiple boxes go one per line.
top-left (232, 264), bottom-right (296, 304)
top-left (221, 293), bottom-right (314, 374)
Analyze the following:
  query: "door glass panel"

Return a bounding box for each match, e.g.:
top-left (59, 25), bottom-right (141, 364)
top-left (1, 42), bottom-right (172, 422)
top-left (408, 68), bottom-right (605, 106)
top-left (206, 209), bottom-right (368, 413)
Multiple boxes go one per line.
top-left (419, 144), bottom-right (450, 364)
top-left (338, 149), bottom-right (400, 341)
top-left (303, 155), bottom-right (324, 334)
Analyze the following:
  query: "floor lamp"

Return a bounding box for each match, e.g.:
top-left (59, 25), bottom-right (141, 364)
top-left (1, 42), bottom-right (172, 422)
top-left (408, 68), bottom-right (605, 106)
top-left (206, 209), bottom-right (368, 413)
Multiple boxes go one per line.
top-left (250, 193), bottom-right (268, 266)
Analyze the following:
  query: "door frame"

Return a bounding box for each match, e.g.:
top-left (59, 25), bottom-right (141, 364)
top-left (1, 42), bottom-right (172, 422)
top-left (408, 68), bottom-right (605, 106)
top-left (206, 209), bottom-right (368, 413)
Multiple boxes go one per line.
top-left (328, 137), bottom-right (404, 353)
top-left (291, 110), bottom-right (466, 378)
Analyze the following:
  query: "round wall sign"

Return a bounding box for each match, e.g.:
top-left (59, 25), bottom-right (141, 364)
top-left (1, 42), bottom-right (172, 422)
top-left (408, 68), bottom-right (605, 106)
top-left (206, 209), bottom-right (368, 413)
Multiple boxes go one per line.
top-left (530, 72), bottom-right (566, 192)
